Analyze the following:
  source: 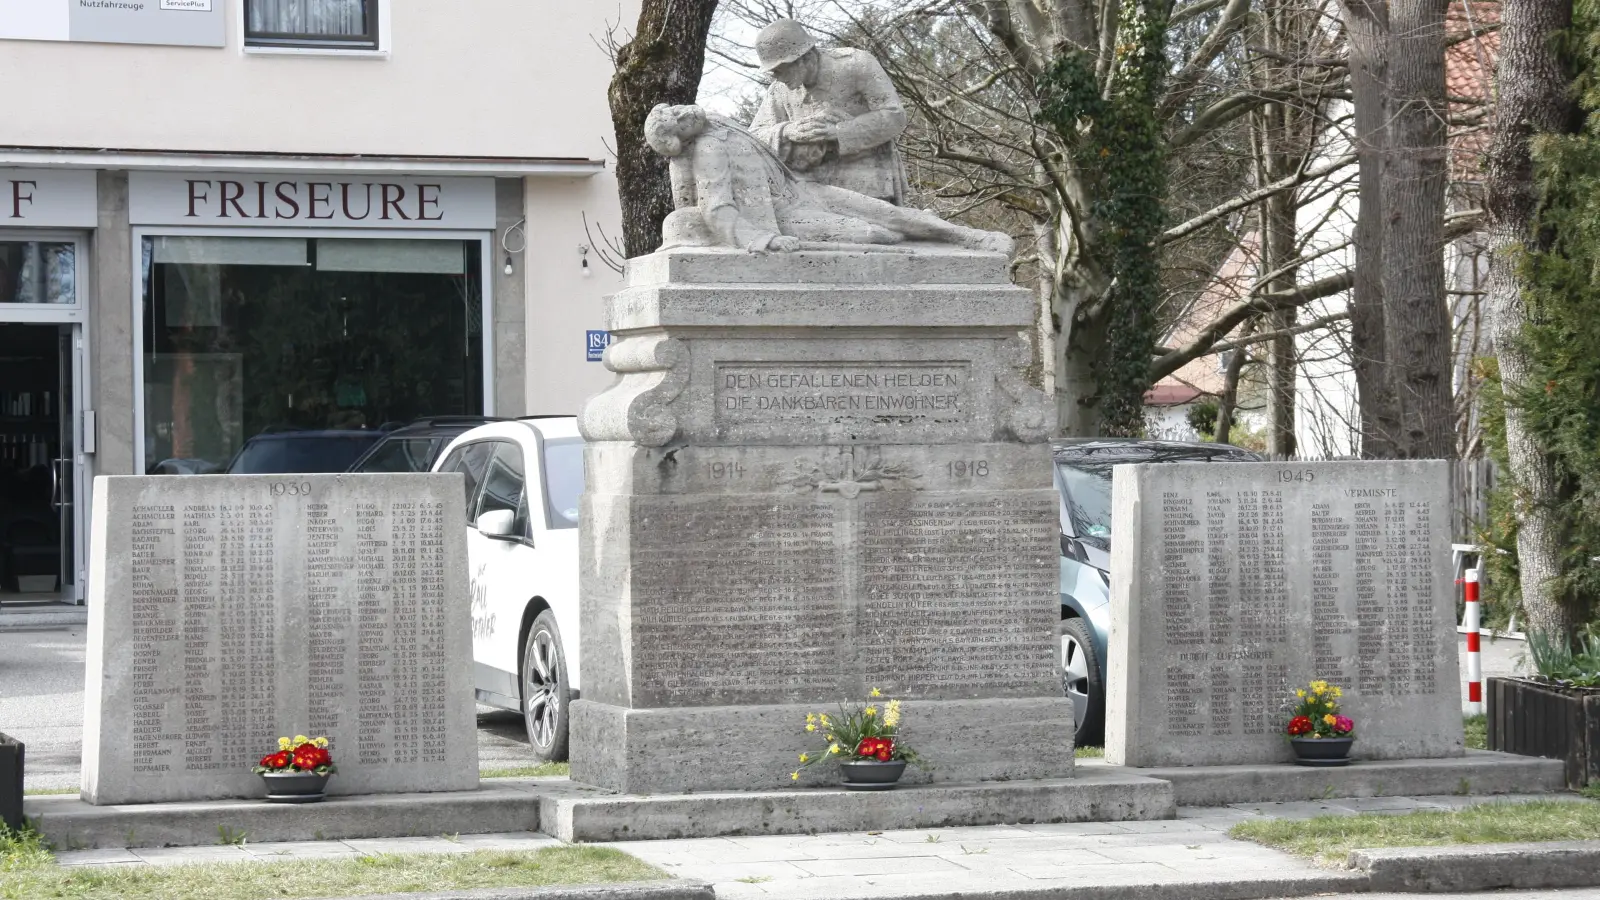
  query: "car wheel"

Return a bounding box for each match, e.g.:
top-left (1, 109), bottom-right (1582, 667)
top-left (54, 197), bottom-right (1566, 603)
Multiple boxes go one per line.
top-left (1060, 616), bottom-right (1105, 747)
top-left (521, 609), bottom-right (570, 762)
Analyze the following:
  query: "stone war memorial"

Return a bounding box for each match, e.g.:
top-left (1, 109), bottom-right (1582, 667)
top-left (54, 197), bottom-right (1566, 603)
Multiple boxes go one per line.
top-left (82, 473), bottom-right (476, 804)
top-left (1105, 460), bottom-right (1465, 768)
top-left (570, 99), bottom-right (1075, 794)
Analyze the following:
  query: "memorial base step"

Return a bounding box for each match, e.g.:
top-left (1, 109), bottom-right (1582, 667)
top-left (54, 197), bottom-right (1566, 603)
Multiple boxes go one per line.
top-left (1111, 749), bottom-right (1568, 806)
top-left (540, 768), bottom-right (1176, 842)
top-left (25, 779), bottom-right (601, 850)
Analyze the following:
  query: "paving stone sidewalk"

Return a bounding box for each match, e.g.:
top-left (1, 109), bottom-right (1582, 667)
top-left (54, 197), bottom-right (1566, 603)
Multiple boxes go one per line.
top-left (49, 793), bottom-right (1584, 900)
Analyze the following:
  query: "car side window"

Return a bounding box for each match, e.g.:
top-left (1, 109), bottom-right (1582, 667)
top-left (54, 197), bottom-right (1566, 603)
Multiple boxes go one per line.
top-left (439, 442), bottom-right (496, 520)
top-left (478, 443), bottom-right (527, 535)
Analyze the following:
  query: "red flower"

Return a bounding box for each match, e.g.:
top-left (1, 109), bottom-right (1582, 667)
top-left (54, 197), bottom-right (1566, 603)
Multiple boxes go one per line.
top-left (855, 738), bottom-right (880, 757)
top-left (876, 747), bottom-right (892, 762)
top-left (291, 745), bottom-right (331, 770)
top-left (1286, 716), bottom-right (1313, 736)
top-left (258, 751), bottom-right (291, 770)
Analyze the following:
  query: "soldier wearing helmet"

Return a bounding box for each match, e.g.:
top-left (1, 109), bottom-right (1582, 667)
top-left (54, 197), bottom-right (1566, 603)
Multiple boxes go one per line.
top-left (748, 18), bottom-right (910, 205)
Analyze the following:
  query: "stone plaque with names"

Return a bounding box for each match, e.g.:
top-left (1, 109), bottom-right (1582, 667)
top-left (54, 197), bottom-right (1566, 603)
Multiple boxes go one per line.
top-left (1105, 460), bottom-right (1464, 767)
top-left (82, 474), bottom-right (475, 805)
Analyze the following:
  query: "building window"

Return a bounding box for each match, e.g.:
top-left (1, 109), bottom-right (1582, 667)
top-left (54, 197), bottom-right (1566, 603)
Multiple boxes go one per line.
top-left (139, 235), bottom-right (484, 475)
top-left (245, 0), bottom-right (378, 50)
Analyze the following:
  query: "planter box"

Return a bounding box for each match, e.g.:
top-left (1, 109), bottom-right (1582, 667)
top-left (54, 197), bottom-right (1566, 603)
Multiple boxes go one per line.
top-left (1487, 676), bottom-right (1600, 789)
top-left (0, 733), bottom-right (22, 832)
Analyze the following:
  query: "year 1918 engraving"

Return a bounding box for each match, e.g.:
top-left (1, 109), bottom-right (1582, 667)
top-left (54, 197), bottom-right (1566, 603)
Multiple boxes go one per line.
top-left (947, 460), bottom-right (989, 477)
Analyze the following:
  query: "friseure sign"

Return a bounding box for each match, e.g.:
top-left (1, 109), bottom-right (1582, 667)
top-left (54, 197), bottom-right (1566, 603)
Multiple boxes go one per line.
top-left (0, 0), bottom-right (225, 48)
top-left (128, 174), bottom-right (498, 230)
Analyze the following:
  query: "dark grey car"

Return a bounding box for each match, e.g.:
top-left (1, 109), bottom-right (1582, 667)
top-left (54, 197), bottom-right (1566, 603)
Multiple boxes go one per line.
top-left (1054, 439), bottom-right (1263, 745)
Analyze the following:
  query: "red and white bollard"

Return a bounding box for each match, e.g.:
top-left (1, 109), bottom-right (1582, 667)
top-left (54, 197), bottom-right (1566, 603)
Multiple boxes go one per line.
top-left (1464, 566), bottom-right (1484, 714)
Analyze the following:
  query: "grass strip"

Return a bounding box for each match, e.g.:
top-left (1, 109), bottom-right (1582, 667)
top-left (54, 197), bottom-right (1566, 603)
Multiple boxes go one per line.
top-left (481, 762), bottom-right (570, 779)
top-left (1074, 745), bottom-right (1104, 759)
top-left (1229, 799), bottom-right (1600, 865)
top-left (1, 824), bottom-right (662, 900)
top-left (22, 787), bottom-right (77, 797)
top-left (1463, 713), bottom-right (1486, 751)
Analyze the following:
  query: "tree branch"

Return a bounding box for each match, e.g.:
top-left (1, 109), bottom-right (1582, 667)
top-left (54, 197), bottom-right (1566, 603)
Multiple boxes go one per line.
top-left (1147, 269), bottom-right (1355, 380)
top-left (1162, 152), bottom-right (1356, 244)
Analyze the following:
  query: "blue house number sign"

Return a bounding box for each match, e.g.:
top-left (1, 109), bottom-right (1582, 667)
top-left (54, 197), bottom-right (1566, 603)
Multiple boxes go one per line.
top-left (586, 330), bottom-right (612, 362)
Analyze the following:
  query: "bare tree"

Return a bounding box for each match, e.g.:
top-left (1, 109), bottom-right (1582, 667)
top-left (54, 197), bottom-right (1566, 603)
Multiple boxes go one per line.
top-left (607, 0), bottom-right (722, 257)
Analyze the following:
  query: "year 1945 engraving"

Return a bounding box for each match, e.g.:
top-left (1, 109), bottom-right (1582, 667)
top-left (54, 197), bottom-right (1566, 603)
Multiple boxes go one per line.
top-left (271, 482), bottom-right (314, 496)
top-left (947, 460), bottom-right (989, 477)
top-left (1277, 470), bottom-right (1315, 483)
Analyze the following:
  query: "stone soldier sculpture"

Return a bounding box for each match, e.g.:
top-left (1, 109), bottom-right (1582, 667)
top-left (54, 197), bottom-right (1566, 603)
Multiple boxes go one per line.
top-left (748, 18), bottom-right (910, 205)
top-left (645, 104), bottom-right (1009, 254)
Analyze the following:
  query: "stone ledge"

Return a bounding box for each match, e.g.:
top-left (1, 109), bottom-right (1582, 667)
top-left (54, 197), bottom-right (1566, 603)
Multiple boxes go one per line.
top-left (25, 779), bottom-right (602, 850)
top-left (540, 769), bottom-right (1175, 843)
top-left (1117, 749), bottom-right (1566, 806)
top-left (608, 284), bottom-right (1034, 331)
top-left (750, 871), bottom-right (1369, 900)
top-left (323, 881), bottom-right (713, 900)
top-left (1351, 840), bottom-right (1600, 892)
top-left (626, 248), bottom-right (1009, 287)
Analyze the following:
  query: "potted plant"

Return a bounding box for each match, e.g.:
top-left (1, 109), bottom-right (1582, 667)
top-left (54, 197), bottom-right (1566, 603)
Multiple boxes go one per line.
top-left (794, 689), bottom-right (923, 790)
top-left (1285, 680), bottom-right (1355, 766)
top-left (254, 735), bottom-right (336, 803)
top-left (1487, 628), bottom-right (1600, 789)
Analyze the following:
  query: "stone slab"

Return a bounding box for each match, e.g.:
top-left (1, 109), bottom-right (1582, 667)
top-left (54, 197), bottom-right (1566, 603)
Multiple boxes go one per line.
top-left (608, 284), bottom-right (1034, 331)
top-left (1351, 840), bottom-right (1600, 892)
top-left (1120, 750), bottom-right (1567, 806)
top-left (26, 779), bottom-right (605, 849)
top-left (541, 768), bottom-right (1175, 842)
top-left (83, 474), bottom-right (476, 804)
top-left (570, 699), bottom-right (1075, 795)
top-left (626, 248), bottom-right (1010, 287)
top-left (322, 884), bottom-right (713, 900)
top-left (1106, 460), bottom-right (1463, 768)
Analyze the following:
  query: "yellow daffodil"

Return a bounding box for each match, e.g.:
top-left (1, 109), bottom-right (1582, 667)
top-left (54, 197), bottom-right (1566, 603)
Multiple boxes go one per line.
top-left (884, 700), bottom-right (902, 728)
top-left (870, 688), bottom-right (882, 697)
top-left (829, 743), bottom-right (841, 754)
top-left (1323, 714), bottom-right (1336, 725)
top-left (313, 737), bottom-right (329, 748)
top-left (799, 753), bottom-right (809, 763)
top-left (806, 713), bottom-right (816, 724)
top-left (806, 724), bottom-right (817, 732)
top-left (820, 714), bottom-right (831, 727)
top-left (293, 734), bottom-right (310, 745)
top-left (791, 771), bottom-right (800, 781)
top-left (864, 707), bottom-right (877, 717)
top-left (1296, 689), bottom-right (1306, 699)
top-left (1332, 687), bottom-right (1343, 699)
top-left (1312, 684), bottom-right (1326, 696)
top-left (278, 737), bottom-right (291, 751)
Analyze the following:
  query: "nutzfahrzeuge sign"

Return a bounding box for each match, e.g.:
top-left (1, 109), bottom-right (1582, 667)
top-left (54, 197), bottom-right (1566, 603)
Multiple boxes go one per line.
top-left (0, 0), bottom-right (225, 48)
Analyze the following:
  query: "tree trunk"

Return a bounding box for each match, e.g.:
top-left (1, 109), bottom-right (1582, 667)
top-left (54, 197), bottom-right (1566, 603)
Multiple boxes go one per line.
top-left (1381, 0), bottom-right (1454, 459)
top-left (1341, 0), bottom-right (1400, 458)
top-left (1484, 0), bottom-right (1581, 639)
top-left (1264, 191), bottom-right (1299, 457)
top-left (1056, 273), bottom-right (1113, 436)
top-left (608, 0), bottom-right (720, 258)
top-left (1215, 319), bottom-right (1256, 444)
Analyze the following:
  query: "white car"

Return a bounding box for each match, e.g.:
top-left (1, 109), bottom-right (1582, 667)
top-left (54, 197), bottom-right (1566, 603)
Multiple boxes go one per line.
top-left (431, 417), bottom-right (584, 760)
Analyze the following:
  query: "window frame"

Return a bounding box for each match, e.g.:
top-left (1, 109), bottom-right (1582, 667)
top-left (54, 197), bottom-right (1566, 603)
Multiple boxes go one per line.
top-left (130, 226), bottom-right (494, 476)
top-left (242, 0), bottom-right (381, 51)
top-left (0, 230), bottom-right (88, 323)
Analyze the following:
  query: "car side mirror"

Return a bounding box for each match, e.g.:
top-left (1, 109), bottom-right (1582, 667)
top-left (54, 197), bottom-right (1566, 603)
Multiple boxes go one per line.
top-left (476, 509), bottom-right (516, 539)
top-left (1061, 533), bottom-right (1087, 562)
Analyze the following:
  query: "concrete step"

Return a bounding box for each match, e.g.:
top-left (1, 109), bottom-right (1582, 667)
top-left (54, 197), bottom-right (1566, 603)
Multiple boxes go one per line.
top-left (27, 778), bottom-right (597, 850)
top-left (541, 769), bottom-right (1177, 842)
top-left (1118, 749), bottom-right (1567, 806)
top-left (0, 604), bottom-right (87, 631)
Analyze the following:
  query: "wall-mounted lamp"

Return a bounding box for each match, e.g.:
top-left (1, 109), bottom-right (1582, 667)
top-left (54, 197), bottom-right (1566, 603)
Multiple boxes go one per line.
top-left (501, 216), bottom-right (527, 278)
top-left (580, 245), bottom-right (593, 278)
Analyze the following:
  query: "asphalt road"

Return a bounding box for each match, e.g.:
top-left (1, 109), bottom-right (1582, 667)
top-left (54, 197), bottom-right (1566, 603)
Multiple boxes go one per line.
top-left (0, 625), bottom-right (549, 792)
top-left (0, 626), bottom-right (1529, 793)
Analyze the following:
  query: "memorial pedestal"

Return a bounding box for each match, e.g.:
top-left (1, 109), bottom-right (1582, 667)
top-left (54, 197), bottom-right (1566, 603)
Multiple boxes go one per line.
top-left (573, 249), bottom-right (1074, 794)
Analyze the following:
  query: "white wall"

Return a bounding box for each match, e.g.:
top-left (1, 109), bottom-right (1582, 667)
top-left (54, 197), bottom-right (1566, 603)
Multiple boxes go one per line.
top-left (0, 2), bottom-right (627, 161)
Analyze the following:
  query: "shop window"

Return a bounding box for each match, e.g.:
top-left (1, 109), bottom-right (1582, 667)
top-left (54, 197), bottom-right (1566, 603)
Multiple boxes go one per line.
top-left (140, 235), bottom-right (484, 475)
top-left (245, 0), bottom-right (378, 50)
top-left (0, 242), bottom-right (75, 305)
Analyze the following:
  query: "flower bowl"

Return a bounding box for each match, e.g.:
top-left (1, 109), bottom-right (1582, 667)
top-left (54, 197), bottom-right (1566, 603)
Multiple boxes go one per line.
top-left (1290, 736), bottom-right (1354, 767)
top-left (259, 771), bottom-right (332, 803)
top-left (839, 759), bottom-right (907, 790)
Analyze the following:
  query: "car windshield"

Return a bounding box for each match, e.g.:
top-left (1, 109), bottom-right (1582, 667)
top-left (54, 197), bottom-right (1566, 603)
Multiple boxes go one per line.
top-left (228, 434), bottom-right (379, 474)
top-left (1057, 464), bottom-right (1114, 546)
top-left (351, 437), bottom-right (436, 473)
top-left (542, 439), bottom-right (584, 529)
